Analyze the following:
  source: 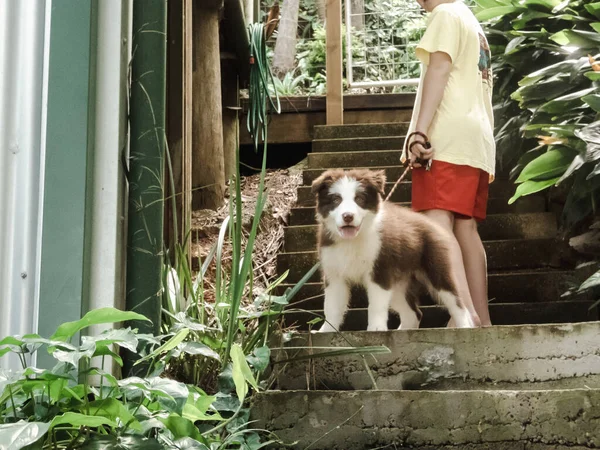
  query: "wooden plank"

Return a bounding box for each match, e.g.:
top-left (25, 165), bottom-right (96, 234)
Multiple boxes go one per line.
top-left (325, 0), bottom-right (343, 124)
top-left (182, 0), bottom-right (193, 261)
top-left (239, 109), bottom-right (414, 145)
top-left (242, 93), bottom-right (416, 113)
top-left (165, 0), bottom-right (183, 258)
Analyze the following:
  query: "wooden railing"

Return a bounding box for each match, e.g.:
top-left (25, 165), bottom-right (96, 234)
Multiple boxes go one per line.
top-left (326, 0), bottom-right (343, 124)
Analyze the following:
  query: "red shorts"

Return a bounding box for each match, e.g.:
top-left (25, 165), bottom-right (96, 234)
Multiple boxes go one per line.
top-left (411, 160), bottom-right (489, 222)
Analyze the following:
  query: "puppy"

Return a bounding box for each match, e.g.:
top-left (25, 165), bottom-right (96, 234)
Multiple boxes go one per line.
top-left (311, 168), bottom-right (474, 332)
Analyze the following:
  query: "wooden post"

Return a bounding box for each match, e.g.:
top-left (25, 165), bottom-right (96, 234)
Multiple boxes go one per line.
top-left (182, 0), bottom-right (192, 253)
top-left (192, 0), bottom-right (226, 210)
top-left (221, 57), bottom-right (238, 181)
top-left (164, 0), bottom-right (192, 263)
top-left (326, 0), bottom-right (343, 125)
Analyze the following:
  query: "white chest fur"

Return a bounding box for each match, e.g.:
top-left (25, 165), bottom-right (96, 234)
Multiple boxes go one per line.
top-left (320, 226), bottom-right (382, 284)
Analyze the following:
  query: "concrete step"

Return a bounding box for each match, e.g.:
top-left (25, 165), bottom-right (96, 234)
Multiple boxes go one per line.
top-left (251, 388), bottom-right (600, 450)
top-left (303, 165), bottom-right (412, 185)
top-left (313, 122), bottom-right (409, 139)
top-left (296, 180), bottom-right (515, 205)
top-left (277, 239), bottom-right (557, 283)
top-left (283, 212), bottom-right (557, 252)
top-left (312, 136), bottom-right (403, 152)
top-left (273, 322), bottom-right (600, 391)
top-left (277, 269), bottom-right (579, 310)
top-left (308, 149), bottom-right (402, 169)
top-left (282, 301), bottom-right (598, 331)
top-left (289, 196), bottom-right (548, 225)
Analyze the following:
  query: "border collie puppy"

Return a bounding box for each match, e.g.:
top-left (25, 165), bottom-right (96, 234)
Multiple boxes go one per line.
top-left (311, 168), bottom-right (474, 332)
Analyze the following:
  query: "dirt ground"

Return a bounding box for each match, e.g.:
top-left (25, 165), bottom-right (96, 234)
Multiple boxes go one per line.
top-left (191, 160), bottom-right (305, 303)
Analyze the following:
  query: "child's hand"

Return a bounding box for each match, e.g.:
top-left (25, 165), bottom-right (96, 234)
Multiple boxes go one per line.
top-left (409, 141), bottom-right (434, 168)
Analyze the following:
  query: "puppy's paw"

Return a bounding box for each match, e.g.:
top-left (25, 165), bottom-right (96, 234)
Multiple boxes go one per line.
top-left (367, 323), bottom-right (388, 332)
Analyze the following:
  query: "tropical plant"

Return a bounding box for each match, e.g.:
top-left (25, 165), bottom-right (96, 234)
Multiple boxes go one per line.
top-left (0, 308), bottom-right (281, 449)
top-left (476, 0), bottom-right (600, 226)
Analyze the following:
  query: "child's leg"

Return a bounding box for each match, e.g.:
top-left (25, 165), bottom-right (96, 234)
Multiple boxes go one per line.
top-left (454, 218), bottom-right (492, 326)
top-left (422, 209), bottom-right (481, 328)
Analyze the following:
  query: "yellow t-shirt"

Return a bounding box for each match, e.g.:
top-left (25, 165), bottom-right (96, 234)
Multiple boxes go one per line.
top-left (405, 0), bottom-right (496, 181)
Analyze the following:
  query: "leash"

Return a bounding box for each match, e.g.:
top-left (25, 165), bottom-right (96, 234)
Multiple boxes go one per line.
top-left (384, 131), bottom-right (432, 202)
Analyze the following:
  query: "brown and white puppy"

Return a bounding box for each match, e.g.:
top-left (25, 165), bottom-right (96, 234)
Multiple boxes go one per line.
top-left (311, 168), bottom-right (474, 332)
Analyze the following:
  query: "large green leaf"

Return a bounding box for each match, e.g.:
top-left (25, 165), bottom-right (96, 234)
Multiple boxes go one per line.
top-left (538, 88), bottom-right (596, 114)
top-left (583, 94), bottom-right (600, 112)
top-left (477, 6), bottom-right (526, 24)
top-left (231, 344), bottom-right (251, 402)
top-left (516, 147), bottom-right (578, 182)
top-left (578, 270), bottom-right (600, 292)
top-left (551, 30), bottom-right (600, 48)
top-left (85, 398), bottom-right (141, 431)
top-left (135, 328), bottom-right (190, 365)
top-left (160, 415), bottom-right (203, 441)
top-left (50, 412), bottom-right (117, 430)
top-left (585, 3), bottom-right (600, 20)
top-left (585, 71), bottom-right (600, 81)
top-left (0, 422), bottom-right (50, 450)
top-left (51, 308), bottom-right (149, 342)
top-left (519, 59), bottom-right (586, 86)
top-left (509, 177), bottom-right (561, 204)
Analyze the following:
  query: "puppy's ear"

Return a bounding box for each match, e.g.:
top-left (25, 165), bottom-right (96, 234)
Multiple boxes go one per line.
top-left (311, 171), bottom-right (335, 196)
top-left (372, 170), bottom-right (387, 194)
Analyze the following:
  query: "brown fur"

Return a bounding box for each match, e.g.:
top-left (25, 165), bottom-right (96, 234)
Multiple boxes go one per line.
top-left (372, 202), bottom-right (459, 299)
top-left (313, 169), bottom-right (462, 319)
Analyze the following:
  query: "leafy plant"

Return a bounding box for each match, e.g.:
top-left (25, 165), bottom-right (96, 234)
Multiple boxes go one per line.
top-left (477, 0), bottom-right (600, 225)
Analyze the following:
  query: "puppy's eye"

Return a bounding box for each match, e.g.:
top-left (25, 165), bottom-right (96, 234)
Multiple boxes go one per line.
top-left (355, 193), bottom-right (366, 207)
top-left (331, 194), bottom-right (342, 205)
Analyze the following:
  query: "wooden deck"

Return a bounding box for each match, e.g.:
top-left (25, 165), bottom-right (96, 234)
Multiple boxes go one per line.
top-left (239, 93), bottom-right (415, 145)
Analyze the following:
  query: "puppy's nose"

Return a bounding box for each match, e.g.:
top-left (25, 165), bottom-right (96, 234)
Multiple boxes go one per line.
top-left (342, 213), bottom-right (354, 224)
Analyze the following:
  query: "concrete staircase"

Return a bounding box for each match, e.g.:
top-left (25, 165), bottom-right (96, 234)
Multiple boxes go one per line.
top-left (251, 122), bottom-right (600, 449)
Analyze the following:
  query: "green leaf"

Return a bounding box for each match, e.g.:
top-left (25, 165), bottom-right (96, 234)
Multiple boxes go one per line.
top-left (516, 148), bottom-right (578, 183)
top-left (246, 346), bottom-right (270, 372)
top-left (170, 438), bottom-right (210, 450)
top-left (230, 344), bottom-right (259, 402)
top-left (538, 88), bottom-right (597, 114)
top-left (85, 398), bottom-right (141, 431)
top-left (79, 435), bottom-right (165, 450)
top-left (50, 412), bottom-right (117, 430)
top-left (135, 328), bottom-right (190, 365)
top-left (586, 3), bottom-right (600, 20)
top-left (476, 6), bottom-right (524, 21)
top-left (160, 415), bottom-right (203, 441)
top-left (585, 71), bottom-right (600, 81)
top-left (0, 421), bottom-right (51, 450)
top-left (583, 94), bottom-right (600, 113)
top-left (508, 177), bottom-right (561, 204)
top-left (578, 270), bottom-right (600, 292)
top-left (85, 327), bottom-right (139, 353)
top-left (550, 30), bottom-right (600, 49)
top-left (119, 377), bottom-right (189, 415)
top-left (179, 342), bottom-right (220, 361)
top-left (51, 308), bottom-right (149, 342)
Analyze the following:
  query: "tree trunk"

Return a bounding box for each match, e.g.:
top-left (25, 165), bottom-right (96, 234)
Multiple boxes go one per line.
top-left (316, 0), bottom-right (326, 22)
top-left (192, 0), bottom-right (226, 210)
top-left (350, 0), bottom-right (364, 31)
top-left (272, 0), bottom-right (300, 75)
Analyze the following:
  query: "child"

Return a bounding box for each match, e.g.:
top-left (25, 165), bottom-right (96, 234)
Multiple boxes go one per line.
top-left (403, 0), bottom-right (495, 327)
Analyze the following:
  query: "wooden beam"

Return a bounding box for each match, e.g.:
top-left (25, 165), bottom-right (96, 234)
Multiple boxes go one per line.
top-left (182, 0), bottom-right (193, 260)
top-left (325, 0), bottom-right (343, 125)
top-left (239, 109), bottom-right (414, 145)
